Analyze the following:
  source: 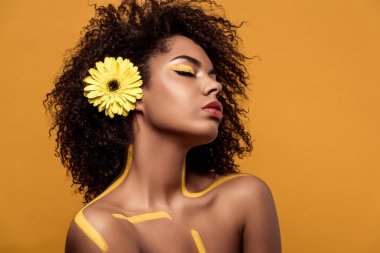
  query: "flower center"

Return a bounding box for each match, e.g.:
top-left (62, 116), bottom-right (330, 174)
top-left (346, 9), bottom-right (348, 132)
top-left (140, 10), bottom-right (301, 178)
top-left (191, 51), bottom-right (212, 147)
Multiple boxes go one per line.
top-left (107, 80), bottom-right (120, 91)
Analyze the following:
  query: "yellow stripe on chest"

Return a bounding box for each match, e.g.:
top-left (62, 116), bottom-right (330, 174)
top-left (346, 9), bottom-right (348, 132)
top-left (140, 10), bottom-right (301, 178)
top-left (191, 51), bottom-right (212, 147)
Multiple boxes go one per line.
top-left (191, 229), bottom-right (207, 253)
top-left (112, 211), bottom-right (172, 223)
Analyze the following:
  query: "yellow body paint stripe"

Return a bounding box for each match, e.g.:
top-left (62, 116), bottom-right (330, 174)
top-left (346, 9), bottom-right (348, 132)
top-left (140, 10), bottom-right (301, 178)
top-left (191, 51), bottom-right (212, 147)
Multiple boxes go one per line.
top-left (191, 229), bottom-right (207, 253)
top-left (112, 211), bottom-right (172, 223)
top-left (181, 159), bottom-right (250, 198)
top-left (74, 210), bottom-right (108, 252)
top-left (74, 144), bottom-right (134, 252)
top-left (95, 144), bottom-right (133, 199)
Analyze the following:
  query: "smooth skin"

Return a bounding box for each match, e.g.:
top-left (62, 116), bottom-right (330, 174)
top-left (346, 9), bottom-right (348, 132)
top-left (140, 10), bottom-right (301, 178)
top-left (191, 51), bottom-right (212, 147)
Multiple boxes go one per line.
top-left (65, 35), bottom-right (281, 253)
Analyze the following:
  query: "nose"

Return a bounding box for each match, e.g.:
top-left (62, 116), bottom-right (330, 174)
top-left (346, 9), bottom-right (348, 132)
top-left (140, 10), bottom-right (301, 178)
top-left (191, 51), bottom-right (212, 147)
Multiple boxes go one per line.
top-left (203, 78), bottom-right (223, 98)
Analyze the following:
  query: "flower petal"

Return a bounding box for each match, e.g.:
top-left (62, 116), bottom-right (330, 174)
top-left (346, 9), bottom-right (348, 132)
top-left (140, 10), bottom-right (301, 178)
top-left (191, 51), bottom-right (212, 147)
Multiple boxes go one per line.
top-left (115, 96), bottom-right (125, 104)
top-left (104, 57), bottom-right (116, 75)
top-left (123, 80), bottom-right (143, 89)
top-left (121, 100), bottom-right (132, 111)
top-left (86, 91), bottom-right (101, 99)
top-left (98, 99), bottom-right (108, 112)
top-left (84, 84), bottom-right (101, 91)
top-left (107, 107), bottom-right (114, 118)
top-left (83, 76), bottom-right (104, 87)
top-left (93, 96), bottom-right (107, 106)
top-left (111, 102), bottom-right (119, 114)
top-left (124, 88), bottom-right (143, 97)
top-left (89, 68), bottom-right (107, 82)
top-left (121, 93), bottom-right (137, 103)
top-left (95, 61), bottom-right (107, 75)
top-left (117, 105), bottom-right (123, 115)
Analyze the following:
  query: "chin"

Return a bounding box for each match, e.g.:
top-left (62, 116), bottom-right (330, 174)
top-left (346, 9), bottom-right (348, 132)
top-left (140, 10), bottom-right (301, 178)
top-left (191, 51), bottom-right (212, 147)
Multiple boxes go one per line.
top-left (188, 126), bottom-right (219, 146)
top-left (156, 120), bottom-right (220, 145)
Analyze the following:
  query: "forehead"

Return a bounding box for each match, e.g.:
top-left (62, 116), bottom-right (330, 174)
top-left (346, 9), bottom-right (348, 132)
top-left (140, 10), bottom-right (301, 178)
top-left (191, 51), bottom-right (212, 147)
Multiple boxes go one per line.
top-left (157, 35), bottom-right (214, 68)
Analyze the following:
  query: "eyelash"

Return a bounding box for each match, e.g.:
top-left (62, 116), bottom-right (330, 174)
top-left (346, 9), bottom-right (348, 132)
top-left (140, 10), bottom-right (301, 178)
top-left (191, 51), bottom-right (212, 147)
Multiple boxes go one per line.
top-left (169, 65), bottom-right (196, 77)
top-left (174, 70), bottom-right (195, 77)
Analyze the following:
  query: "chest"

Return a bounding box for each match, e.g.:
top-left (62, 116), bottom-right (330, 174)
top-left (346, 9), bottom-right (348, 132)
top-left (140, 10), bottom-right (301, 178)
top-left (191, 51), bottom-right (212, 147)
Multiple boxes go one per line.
top-left (115, 198), bottom-right (243, 253)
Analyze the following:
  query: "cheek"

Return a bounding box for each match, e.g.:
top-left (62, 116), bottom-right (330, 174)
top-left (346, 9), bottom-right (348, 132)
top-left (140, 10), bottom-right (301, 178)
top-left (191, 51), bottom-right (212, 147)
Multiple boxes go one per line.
top-left (143, 80), bottom-right (198, 126)
top-left (158, 74), bottom-right (198, 108)
top-left (142, 84), bottom-right (219, 143)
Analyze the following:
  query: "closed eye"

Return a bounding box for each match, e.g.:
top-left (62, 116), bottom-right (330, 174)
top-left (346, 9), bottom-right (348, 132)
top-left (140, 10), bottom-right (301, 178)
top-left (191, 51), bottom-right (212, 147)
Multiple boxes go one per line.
top-left (169, 65), bottom-right (195, 77)
top-left (174, 70), bottom-right (195, 77)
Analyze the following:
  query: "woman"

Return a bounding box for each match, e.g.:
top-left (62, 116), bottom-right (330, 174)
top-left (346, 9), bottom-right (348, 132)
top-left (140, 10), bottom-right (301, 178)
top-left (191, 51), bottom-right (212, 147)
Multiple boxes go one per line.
top-left (44, 0), bottom-right (281, 252)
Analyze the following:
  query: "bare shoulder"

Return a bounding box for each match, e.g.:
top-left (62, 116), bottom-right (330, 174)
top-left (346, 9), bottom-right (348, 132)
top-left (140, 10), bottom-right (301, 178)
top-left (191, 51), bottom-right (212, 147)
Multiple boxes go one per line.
top-left (65, 203), bottom-right (140, 253)
top-left (226, 173), bottom-right (282, 253)
top-left (230, 173), bottom-right (274, 198)
top-left (233, 173), bottom-right (279, 221)
top-left (218, 172), bottom-right (274, 201)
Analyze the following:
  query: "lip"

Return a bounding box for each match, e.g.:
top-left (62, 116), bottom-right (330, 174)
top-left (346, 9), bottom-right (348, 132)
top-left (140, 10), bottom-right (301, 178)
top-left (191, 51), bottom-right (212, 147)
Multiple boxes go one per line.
top-left (202, 100), bottom-right (223, 120)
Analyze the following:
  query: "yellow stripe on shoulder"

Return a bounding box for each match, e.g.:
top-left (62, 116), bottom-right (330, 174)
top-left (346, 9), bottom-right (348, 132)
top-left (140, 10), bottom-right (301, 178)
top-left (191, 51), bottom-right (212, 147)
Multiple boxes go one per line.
top-left (73, 144), bottom-right (134, 252)
top-left (181, 160), bottom-right (251, 198)
top-left (74, 209), bottom-right (108, 252)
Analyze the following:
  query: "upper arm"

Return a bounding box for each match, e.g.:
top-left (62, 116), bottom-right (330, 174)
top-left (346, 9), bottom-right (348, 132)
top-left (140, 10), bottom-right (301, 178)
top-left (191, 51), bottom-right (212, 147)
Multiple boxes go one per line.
top-left (65, 208), bottom-right (140, 253)
top-left (239, 175), bottom-right (282, 253)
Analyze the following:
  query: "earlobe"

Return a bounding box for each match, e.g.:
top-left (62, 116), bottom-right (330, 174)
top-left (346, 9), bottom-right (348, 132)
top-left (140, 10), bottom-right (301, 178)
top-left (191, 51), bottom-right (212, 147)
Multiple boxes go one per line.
top-left (134, 99), bottom-right (144, 112)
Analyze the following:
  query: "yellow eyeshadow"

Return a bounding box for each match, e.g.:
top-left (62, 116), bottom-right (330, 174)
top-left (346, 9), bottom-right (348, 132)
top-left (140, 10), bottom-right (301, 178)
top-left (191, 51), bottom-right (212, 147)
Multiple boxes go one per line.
top-left (169, 65), bottom-right (195, 74)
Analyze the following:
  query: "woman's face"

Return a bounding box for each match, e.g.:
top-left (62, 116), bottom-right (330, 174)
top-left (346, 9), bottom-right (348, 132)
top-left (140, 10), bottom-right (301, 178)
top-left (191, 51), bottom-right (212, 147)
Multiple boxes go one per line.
top-left (135, 35), bottom-right (223, 145)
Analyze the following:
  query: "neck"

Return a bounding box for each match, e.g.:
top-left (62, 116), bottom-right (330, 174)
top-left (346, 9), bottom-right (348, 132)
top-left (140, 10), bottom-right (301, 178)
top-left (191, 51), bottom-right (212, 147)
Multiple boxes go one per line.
top-left (123, 120), bottom-right (193, 209)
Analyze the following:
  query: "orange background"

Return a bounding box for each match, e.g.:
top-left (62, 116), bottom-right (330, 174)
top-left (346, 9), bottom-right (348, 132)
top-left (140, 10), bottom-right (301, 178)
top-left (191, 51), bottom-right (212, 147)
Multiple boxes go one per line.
top-left (1, 0), bottom-right (379, 252)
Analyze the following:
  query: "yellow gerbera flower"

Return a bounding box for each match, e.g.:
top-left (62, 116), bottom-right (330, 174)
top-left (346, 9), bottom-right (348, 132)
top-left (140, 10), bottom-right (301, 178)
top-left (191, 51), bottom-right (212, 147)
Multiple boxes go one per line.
top-left (83, 56), bottom-right (143, 118)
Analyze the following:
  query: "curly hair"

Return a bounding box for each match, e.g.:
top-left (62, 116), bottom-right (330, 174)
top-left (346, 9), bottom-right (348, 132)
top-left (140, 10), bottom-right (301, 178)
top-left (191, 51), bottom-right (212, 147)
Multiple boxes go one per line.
top-left (44, 0), bottom-right (253, 204)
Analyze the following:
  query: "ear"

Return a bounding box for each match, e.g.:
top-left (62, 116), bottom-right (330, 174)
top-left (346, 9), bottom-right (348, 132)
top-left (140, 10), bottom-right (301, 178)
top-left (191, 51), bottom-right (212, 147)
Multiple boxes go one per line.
top-left (134, 97), bottom-right (144, 112)
top-left (134, 81), bottom-right (147, 113)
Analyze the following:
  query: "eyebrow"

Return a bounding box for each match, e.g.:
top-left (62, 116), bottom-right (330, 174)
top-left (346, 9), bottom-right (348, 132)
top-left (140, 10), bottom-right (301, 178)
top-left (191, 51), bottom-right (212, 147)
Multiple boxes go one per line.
top-left (171, 55), bottom-right (216, 75)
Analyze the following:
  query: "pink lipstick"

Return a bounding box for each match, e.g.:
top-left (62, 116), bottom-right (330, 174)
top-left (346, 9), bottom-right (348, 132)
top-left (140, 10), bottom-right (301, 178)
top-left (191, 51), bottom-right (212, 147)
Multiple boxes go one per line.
top-left (202, 101), bottom-right (223, 120)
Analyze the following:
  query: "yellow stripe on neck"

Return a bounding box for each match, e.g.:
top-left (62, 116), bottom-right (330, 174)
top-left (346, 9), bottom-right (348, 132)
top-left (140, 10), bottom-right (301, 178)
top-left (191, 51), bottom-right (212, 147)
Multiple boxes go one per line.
top-left (181, 158), bottom-right (250, 198)
top-left (74, 144), bottom-right (134, 252)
